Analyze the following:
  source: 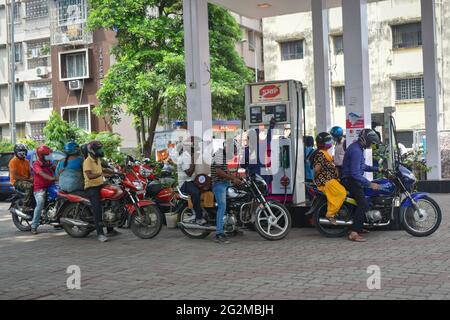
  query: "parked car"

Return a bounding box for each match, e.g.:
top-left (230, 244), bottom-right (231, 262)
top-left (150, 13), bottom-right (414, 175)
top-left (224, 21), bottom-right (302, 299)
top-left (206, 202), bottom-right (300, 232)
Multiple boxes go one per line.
top-left (0, 152), bottom-right (14, 197)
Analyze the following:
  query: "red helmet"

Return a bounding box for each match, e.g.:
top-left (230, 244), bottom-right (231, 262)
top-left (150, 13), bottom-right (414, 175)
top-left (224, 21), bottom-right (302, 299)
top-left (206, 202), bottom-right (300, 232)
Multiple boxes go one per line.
top-left (36, 145), bottom-right (52, 161)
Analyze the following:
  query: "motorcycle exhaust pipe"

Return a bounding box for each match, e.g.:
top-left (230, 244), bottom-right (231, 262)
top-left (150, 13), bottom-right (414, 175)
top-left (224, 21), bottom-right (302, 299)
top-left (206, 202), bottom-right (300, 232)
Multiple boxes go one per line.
top-left (10, 208), bottom-right (32, 220)
top-left (319, 218), bottom-right (353, 226)
top-left (177, 222), bottom-right (216, 231)
top-left (60, 217), bottom-right (90, 228)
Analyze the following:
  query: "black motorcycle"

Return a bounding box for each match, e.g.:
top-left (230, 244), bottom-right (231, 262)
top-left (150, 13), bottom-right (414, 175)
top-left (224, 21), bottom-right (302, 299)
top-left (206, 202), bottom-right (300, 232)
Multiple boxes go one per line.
top-left (177, 173), bottom-right (292, 241)
top-left (9, 184), bottom-right (62, 231)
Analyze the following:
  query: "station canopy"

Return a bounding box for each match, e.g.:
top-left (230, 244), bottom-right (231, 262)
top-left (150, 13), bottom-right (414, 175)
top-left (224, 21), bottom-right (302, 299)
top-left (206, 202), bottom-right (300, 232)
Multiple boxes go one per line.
top-left (210, 0), bottom-right (382, 18)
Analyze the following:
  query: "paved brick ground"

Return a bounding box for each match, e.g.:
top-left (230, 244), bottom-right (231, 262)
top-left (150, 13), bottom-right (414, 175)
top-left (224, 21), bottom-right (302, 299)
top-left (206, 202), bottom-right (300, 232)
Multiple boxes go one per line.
top-left (0, 194), bottom-right (449, 300)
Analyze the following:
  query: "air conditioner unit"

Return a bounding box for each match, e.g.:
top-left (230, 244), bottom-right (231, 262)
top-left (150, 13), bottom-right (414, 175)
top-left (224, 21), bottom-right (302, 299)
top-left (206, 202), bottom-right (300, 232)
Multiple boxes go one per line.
top-left (68, 79), bottom-right (83, 91)
top-left (36, 67), bottom-right (50, 77)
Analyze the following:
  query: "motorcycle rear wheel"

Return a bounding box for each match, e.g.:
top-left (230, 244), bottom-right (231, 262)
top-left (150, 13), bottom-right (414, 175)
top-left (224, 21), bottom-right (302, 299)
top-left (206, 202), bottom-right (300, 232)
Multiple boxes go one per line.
top-left (313, 201), bottom-right (350, 238)
top-left (11, 200), bottom-right (32, 232)
top-left (179, 205), bottom-right (211, 239)
top-left (61, 203), bottom-right (91, 238)
top-left (130, 205), bottom-right (163, 239)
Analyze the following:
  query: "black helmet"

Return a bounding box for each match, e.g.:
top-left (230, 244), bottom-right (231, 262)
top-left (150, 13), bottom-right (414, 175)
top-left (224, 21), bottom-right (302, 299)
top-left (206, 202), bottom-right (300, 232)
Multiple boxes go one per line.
top-left (315, 132), bottom-right (333, 149)
top-left (87, 141), bottom-right (105, 158)
top-left (14, 143), bottom-right (27, 159)
top-left (303, 136), bottom-right (314, 148)
top-left (358, 128), bottom-right (380, 148)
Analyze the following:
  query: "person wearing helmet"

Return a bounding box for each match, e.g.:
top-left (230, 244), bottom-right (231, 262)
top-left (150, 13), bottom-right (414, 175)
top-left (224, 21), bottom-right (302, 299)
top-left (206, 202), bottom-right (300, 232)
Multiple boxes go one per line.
top-left (312, 132), bottom-right (346, 225)
top-left (330, 126), bottom-right (346, 176)
top-left (56, 141), bottom-right (84, 192)
top-left (83, 141), bottom-right (116, 242)
top-left (341, 128), bottom-right (383, 242)
top-left (31, 145), bottom-right (56, 234)
top-left (9, 143), bottom-right (33, 211)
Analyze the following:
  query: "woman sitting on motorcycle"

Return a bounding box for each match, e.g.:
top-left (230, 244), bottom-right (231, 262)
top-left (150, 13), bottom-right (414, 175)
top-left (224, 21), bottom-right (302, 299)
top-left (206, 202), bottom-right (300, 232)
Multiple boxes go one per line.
top-left (312, 132), bottom-right (346, 225)
top-left (56, 141), bottom-right (84, 193)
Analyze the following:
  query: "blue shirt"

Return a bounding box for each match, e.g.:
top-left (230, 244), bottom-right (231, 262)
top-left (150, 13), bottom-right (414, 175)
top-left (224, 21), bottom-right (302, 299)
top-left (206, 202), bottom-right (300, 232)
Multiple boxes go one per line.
top-left (304, 146), bottom-right (315, 181)
top-left (341, 141), bottom-right (377, 187)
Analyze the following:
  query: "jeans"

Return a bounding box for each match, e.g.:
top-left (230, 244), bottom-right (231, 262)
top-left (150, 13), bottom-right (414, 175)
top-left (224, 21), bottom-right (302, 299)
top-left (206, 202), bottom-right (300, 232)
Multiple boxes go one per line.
top-left (31, 190), bottom-right (46, 229)
top-left (14, 180), bottom-right (33, 209)
top-left (85, 186), bottom-right (106, 236)
top-left (180, 181), bottom-right (202, 220)
top-left (341, 177), bottom-right (368, 233)
top-left (212, 181), bottom-right (230, 235)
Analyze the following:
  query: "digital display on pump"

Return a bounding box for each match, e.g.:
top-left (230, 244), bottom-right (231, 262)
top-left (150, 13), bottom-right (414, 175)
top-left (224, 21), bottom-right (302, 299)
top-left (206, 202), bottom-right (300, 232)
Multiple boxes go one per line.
top-left (274, 104), bottom-right (287, 122)
top-left (250, 106), bottom-right (263, 123)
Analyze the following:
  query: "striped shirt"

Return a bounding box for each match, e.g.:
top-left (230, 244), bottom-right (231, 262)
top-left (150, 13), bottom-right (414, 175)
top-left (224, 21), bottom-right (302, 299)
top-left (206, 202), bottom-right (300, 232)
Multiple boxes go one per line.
top-left (211, 148), bottom-right (228, 184)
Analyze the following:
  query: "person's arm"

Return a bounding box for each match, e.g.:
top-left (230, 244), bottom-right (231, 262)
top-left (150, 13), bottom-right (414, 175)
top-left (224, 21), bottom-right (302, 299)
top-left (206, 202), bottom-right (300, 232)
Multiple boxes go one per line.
top-left (102, 167), bottom-right (115, 177)
top-left (216, 167), bottom-right (241, 185)
top-left (85, 170), bottom-right (102, 180)
top-left (38, 170), bottom-right (55, 182)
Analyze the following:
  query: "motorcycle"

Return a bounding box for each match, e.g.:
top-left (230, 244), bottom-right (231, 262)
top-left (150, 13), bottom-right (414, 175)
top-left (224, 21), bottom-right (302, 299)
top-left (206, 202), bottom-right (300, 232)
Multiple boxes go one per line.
top-left (9, 184), bottom-right (62, 231)
top-left (57, 171), bottom-right (163, 239)
top-left (177, 173), bottom-right (292, 241)
top-left (307, 163), bottom-right (442, 238)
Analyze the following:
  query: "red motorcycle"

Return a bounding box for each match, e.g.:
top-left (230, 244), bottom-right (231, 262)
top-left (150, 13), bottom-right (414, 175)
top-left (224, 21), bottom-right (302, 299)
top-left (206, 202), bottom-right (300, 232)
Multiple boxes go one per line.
top-left (57, 170), bottom-right (163, 239)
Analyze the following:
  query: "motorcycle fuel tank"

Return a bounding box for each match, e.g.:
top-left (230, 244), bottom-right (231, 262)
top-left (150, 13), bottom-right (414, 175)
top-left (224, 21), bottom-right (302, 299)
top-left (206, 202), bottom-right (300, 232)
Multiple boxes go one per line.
top-left (101, 185), bottom-right (124, 200)
top-left (364, 178), bottom-right (395, 197)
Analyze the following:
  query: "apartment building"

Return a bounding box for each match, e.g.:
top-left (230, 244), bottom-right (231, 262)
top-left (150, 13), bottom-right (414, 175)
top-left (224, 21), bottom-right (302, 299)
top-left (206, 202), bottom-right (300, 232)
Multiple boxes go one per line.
top-left (0, 0), bottom-right (53, 141)
top-left (262, 0), bottom-right (450, 146)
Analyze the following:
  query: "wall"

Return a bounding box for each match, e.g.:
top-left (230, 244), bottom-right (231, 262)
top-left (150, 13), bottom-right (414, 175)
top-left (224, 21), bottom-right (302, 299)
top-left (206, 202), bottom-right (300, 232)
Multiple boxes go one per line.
top-left (262, 0), bottom-right (448, 134)
top-left (51, 29), bottom-right (116, 133)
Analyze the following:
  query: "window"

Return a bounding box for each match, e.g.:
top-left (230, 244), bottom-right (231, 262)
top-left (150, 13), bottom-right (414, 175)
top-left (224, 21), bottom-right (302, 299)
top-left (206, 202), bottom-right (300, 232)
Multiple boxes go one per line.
top-left (59, 49), bottom-right (89, 80)
top-left (27, 39), bottom-right (51, 69)
top-left (30, 122), bottom-right (46, 141)
top-left (333, 35), bottom-right (344, 55)
top-left (15, 43), bottom-right (22, 63)
top-left (57, 0), bottom-right (87, 26)
top-left (62, 106), bottom-right (90, 132)
top-left (248, 30), bottom-right (255, 51)
top-left (26, 0), bottom-right (49, 19)
top-left (395, 77), bottom-right (424, 101)
top-left (280, 40), bottom-right (304, 61)
top-left (11, 2), bottom-right (21, 22)
top-left (29, 81), bottom-right (52, 109)
top-left (15, 84), bottom-right (24, 102)
top-left (16, 124), bottom-right (25, 139)
top-left (392, 22), bottom-right (422, 49)
top-left (334, 86), bottom-right (345, 107)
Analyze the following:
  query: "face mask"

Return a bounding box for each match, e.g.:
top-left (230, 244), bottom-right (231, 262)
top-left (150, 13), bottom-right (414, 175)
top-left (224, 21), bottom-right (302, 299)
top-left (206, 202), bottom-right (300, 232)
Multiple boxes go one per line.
top-left (95, 149), bottom-right (105, 158)
top-left (44, 155), bottom-right (52, 161)
top-left (17, 152), bottom-right (26, 159)
top-left (325, 143), bottom-right (333, 149)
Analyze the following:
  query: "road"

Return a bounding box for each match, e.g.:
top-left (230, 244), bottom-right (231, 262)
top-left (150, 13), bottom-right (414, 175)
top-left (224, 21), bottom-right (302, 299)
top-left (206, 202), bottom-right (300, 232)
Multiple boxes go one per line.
top-left (1, 195), bottom-right (450, 300)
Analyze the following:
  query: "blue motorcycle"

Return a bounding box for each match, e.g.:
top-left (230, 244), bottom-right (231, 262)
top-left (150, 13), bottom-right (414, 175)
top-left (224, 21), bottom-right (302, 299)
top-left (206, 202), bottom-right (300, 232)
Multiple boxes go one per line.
top-left (9, 184), bottom-right (62, 232)
top-left (306, 164), bottom-right (442, 238)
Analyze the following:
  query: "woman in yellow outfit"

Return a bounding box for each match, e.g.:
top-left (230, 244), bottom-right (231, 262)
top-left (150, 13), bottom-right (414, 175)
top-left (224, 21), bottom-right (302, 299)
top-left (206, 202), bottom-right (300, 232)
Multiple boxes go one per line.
top-left (312, 132), bottom-right (347, 225)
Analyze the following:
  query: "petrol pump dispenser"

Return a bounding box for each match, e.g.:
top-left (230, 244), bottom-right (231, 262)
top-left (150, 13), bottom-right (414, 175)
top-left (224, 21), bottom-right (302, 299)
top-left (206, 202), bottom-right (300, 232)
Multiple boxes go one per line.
top-left (244, 80), bottom-right (305, 206)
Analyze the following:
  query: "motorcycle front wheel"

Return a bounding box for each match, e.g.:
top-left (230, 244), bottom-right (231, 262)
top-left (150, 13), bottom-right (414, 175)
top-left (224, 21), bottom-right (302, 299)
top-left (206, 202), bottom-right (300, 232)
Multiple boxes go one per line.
top-left (130, 205), bottom-right (163, 239)
top-left (402, 196), bottom-right (441, 237)
top-left (254, 201), bottom-right (291, 240)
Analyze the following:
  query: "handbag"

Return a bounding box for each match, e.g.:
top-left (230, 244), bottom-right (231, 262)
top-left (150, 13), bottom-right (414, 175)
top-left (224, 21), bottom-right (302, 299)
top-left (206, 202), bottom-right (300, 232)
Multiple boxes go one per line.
top-left (193, 173), bottom-right (211, 191)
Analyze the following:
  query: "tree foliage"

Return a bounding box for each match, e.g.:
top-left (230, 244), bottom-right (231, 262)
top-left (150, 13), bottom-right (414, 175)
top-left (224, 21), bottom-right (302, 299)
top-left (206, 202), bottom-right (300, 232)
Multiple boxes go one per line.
top-left (88, 0), bottom-right (253, 156)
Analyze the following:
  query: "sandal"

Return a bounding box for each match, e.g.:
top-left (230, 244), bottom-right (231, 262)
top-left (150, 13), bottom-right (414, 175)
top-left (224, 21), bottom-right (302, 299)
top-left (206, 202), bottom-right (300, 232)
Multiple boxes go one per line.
top-left (348, 232), bottom-right (367, 242)
top-left (325, 215), bottom-right (338, 225)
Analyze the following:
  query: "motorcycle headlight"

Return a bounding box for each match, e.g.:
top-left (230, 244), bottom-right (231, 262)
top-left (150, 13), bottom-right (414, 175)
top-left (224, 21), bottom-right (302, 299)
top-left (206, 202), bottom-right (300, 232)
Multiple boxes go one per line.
top-left (132, 181), bottom-right (143, 191)
top-left (140, 167), bottom-right (152, 178)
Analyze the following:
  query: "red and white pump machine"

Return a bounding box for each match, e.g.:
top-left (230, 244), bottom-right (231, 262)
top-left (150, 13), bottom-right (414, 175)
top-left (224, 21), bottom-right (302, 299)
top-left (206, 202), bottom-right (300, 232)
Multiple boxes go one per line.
top-left (244, 80), bottom-right (306, 206)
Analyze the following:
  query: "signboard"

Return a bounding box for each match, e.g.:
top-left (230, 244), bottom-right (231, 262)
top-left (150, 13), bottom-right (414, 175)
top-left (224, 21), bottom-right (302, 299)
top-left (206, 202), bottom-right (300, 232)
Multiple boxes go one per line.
top-left (153, 129), bottom-right (187, 162)
top-left (346, 112), bottom-right (365, 143)
top-left (251, 82), bottom-right (289, 103)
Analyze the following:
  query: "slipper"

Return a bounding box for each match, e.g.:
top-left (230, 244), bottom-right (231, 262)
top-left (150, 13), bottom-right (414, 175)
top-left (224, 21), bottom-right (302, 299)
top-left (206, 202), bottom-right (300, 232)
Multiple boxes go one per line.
top-left (325, 215), bottom-right (338, 225)
top-left (348, 232), bottom-right (367, 242)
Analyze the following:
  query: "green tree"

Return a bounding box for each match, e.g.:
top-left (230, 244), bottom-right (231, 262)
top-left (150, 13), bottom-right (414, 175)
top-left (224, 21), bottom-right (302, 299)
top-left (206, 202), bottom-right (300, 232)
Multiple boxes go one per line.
top-left (88, 0), bottom-right (253, 156)
top-left (43, 112), bottom-right (85, 151)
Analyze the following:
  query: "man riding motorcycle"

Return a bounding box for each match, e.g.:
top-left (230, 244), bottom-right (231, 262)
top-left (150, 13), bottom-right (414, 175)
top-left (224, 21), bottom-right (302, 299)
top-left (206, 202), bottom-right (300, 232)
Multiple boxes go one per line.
top-left (9, 143), bottom-right (33, 212)
top-left (341, 129), bottom-right (383, 242)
